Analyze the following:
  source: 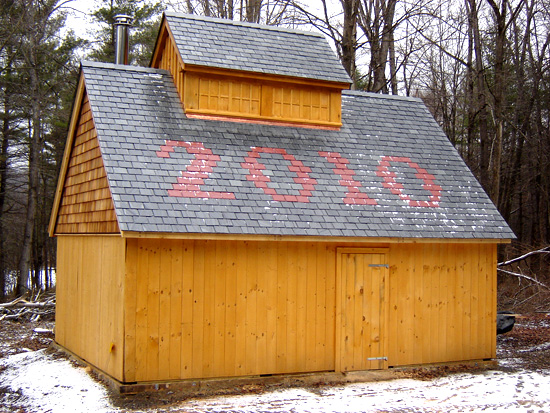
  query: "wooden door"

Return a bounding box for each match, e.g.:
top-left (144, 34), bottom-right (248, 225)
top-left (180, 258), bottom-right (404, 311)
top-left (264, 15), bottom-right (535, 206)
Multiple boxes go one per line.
top-left (337, 248), bottom-right (389, 371)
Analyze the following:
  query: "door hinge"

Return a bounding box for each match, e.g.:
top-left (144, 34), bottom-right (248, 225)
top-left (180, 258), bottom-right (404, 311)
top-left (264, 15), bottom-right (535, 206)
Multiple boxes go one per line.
top-left (367, 356), bottom-right (388, 361)
top-left (368, 264), bottom-right (389, 268)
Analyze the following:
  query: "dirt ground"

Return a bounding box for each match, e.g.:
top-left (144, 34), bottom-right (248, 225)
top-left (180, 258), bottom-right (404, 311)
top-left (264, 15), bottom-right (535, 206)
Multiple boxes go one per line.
top-left (1, 313), bottom-right (550, 412)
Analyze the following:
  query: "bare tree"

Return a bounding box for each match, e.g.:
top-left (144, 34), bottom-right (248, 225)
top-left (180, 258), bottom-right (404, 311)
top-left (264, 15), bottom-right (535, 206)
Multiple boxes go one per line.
top-left (168, 0), bottom-right (296, 24)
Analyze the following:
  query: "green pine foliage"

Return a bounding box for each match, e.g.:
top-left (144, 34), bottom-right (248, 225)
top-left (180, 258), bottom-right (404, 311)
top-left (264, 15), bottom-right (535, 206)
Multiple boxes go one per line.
top-left (87, 0), bottom-right (165, 66)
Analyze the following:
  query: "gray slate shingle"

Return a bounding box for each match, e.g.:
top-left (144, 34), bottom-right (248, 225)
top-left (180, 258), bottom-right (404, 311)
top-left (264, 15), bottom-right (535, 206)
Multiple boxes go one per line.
top-left (165, 12), bottom-right (351, 84)
top-left (82, 61), bottom-right (515, 240)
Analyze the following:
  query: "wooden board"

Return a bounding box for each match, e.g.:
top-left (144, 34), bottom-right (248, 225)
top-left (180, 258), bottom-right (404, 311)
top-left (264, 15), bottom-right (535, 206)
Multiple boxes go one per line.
top-left (55, 235), bottom-right (125, 381)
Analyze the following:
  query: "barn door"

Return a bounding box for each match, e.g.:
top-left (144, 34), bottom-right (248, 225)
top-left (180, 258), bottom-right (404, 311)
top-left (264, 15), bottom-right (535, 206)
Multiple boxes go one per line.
top-left (336, 248), bottom-right (389, 371)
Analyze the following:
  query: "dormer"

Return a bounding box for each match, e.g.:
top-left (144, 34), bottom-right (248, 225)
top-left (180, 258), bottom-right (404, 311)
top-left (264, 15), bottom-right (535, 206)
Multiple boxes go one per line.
top-left (150, 13), bottom-right (351, 128)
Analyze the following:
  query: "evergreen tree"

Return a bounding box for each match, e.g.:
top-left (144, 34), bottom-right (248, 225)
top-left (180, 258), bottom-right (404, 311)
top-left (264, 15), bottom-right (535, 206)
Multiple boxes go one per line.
top-left (88, 0), bottom-right (165, 66)
top-left (0, 0), bottom-right (83, 296)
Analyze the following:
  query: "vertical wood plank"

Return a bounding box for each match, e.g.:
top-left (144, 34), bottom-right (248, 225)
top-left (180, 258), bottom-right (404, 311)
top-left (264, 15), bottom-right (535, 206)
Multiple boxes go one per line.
top-left (181, 240), bottom-right (194, 377)
top-left (286, 242), bottom-right (298, 371)
top-left (256, 242), bottom-right (268, 374)
top-left (428, 244), bottom-right (442, 363)
top-left (490, 244), bottom-right (497, 358)
top-left (413, 244), bottom-right (425, 364)
top-left (265, 242), bottom-right (278, 373)
top-left (352, 254), bottom-right (363, 370)
top-left (224, 241), bottom-right (238, 376)
top-left (146, 239), bottom-right (161, 380)
top-left (235, 241), bottom-right (248, 375)
top-left (325, 244), bottom-right (336, 370)
top-left (315, 244), bottom-right (327, 370)
top-left (245, 242), bottom-right (258, 375)
top-left (213, 241), bottom-right (227, 376)
top-left (191, 240), bottom-right (205, 378)
top-left (124, 238), bottom-right (138, 382)
top-left (276, 242), bottom-right (288, 373)
top-left (202, 240), bottom-right (215, 376)
top-left (305, 243), bottom-right (317, 371)
top-left (158, 240), bottom-right (172, 379)
top-left (295, 243), bottom-right (307, 372)
top-left (167, 239), bottom-right (182, 380)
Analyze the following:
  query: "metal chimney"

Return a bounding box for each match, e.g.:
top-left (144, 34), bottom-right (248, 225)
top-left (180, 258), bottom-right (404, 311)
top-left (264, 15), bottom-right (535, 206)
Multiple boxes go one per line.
top-left (114, 14), bottom-right (132, 65)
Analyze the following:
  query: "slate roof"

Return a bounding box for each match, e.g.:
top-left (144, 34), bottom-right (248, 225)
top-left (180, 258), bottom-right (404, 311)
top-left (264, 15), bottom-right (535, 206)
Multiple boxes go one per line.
top-left (80, 61), bottom-right (515, 239)
top-left (164, 12), bottom-right (351, 84)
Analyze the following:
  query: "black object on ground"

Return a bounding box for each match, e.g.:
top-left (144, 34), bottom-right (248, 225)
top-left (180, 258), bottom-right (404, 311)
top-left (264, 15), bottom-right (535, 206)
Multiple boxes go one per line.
top-left (497, 311), bottom-right (516, 334)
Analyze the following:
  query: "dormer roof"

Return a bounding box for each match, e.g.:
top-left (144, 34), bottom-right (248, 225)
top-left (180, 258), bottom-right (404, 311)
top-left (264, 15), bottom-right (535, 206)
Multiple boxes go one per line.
top-left (162, 12), bottom-right (351, 84)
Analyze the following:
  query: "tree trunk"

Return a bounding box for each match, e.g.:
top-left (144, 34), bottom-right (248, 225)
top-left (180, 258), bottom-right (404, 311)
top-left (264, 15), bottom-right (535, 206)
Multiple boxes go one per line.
top-left (486, 0), bottom-right (508, 205)
top-left (17, 8), bottom-right (43, 296)
top-left (468, 0), bottom-right (491, 193)
top-left (340, 0), bottom-right (359, 87)
top-left (0, 89), bottom-right (9, 299)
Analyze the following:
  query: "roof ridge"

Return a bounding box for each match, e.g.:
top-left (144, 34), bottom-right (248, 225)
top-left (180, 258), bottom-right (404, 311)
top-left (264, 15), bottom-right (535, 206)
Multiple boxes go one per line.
top-left (164, 11), bottom-right (325, 39)
top-left (81, 60), bottom-right (168, 74)
top-left (343, 89), bottom-right (423, 103)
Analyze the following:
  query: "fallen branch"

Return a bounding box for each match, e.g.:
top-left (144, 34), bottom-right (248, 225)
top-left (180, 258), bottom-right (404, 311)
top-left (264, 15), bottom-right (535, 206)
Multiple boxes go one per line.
top-left (498, 246), bottom-right (550, 267)
top-left (498, 268), bottom-right (550, 290)
top-left (0, 296), bottom-right (26, 308)
top-left (0, 294), bottom-right (56, 321)
top-left (0, 300), bottom-right (54, 309)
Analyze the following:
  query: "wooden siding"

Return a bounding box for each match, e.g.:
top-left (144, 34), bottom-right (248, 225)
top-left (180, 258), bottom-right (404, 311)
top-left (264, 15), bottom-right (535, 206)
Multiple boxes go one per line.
top-left (184, 72), bottom-right (342, 127)
top-left (123, 238), bottom-right (337, 382)
top-left (55, 236), bottom-right (125, 381)
top-left (120, 238), bottom-right (496, 382)
top-left (387, 243), bottom-right (497, 366)
top-left (55, 93), bottom-right (119, 234)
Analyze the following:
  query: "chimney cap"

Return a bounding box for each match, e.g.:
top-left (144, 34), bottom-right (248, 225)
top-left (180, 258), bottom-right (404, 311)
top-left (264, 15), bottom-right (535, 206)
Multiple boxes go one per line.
top-left (114, 14), bottom-right (133, 25)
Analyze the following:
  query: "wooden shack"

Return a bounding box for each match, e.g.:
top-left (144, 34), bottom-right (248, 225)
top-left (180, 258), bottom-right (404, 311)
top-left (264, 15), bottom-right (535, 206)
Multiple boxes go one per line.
top-left (49, 13), bottom-right (515, 385)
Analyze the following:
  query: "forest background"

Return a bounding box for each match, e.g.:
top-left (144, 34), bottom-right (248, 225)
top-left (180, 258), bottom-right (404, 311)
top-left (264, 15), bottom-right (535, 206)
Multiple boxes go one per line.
top-left (0, 0), bottom-right (548, 310)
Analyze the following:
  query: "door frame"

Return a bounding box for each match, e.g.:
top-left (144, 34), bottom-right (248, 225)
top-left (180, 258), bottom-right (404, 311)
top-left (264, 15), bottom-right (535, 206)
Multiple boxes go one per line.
top-left (335, 247), bottom-right (390, 372)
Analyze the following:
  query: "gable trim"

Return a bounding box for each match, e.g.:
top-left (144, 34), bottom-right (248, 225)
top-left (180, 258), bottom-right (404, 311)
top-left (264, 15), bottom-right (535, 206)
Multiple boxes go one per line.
top-left (150, 16), bottom-right (185, 72)
top-left (49, 72), bottom-right (86, 237)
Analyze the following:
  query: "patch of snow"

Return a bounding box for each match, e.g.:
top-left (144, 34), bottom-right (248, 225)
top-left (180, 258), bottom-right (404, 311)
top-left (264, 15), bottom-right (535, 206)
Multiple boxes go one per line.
top-left (1, 349), bottom-right (550, 412)
top-left (0, 350), bottom-right (117, 413)
top-left (32, 328), bottom-right (53, 334)
top-left (185, 370), bottom-right (550, 412)
top-left (519, 342), bottom-right (550, 353)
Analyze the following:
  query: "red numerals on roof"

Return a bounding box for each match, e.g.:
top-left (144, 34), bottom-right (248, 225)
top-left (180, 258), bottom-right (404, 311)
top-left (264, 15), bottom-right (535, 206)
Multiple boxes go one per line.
top-left (157, 140), bottom-right (236, 199)
top-left (242, 147), bottom-right (317, 203)
top-left (376, 156), bottom-right (441, 208)
top-left (319, 151), bottom-right (378, 205)
top-left (157, 141), bottom-right (441, 207)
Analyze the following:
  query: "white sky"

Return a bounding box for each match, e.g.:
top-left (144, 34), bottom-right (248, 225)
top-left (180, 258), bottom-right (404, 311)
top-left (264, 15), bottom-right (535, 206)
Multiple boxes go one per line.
top-left (61, 0), bottom-right (95, 39)
top-left (61, 0), bottom-right (340, 40)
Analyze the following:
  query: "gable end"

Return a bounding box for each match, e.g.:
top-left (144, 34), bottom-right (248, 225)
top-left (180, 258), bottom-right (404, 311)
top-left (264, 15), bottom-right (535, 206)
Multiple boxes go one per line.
top-left (52, 89), bottom-right (120, 235)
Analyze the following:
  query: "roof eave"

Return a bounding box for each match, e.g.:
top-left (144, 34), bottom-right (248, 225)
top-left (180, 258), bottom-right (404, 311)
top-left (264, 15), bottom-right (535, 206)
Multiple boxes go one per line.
top-left (119, 230), bottom-right (514, 244)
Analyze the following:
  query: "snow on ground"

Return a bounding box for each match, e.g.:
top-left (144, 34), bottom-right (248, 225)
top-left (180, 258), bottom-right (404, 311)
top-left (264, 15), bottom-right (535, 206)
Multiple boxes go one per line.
top-left (0, 350), bottom-right (115, 413)
top-left (185, 370), bottom-right (550, 412)
top-left (1, 349), bottom-right (550, 413)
